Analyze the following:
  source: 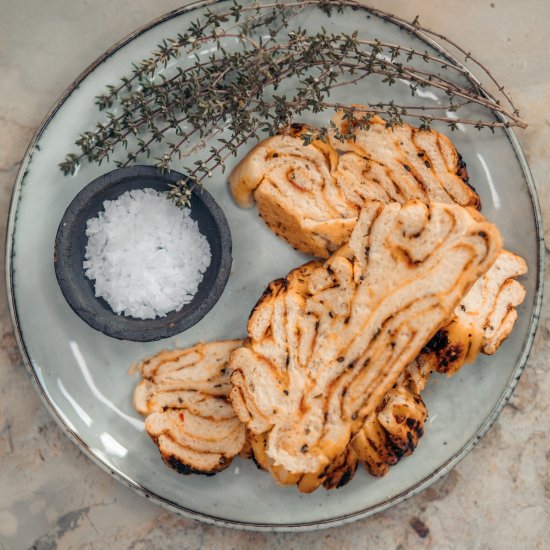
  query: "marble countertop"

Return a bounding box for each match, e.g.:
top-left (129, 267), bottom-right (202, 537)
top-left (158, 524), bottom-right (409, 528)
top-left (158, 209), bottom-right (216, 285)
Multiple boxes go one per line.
top-left (1, 1), bottom-right (549, 548)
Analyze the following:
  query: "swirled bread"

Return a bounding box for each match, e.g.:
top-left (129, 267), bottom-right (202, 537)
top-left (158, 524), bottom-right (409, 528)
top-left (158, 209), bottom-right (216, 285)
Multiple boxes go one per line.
top-left (328, 112), bottom-right (478, 209)
top-left (230, 200), bottom-right (501, 477)
top-left (229, 115), bottom-right (479, 257)
top-left (349, 249), bottom-right (527, 481)
top-left (229, 133), bottom-right (352, 257)
top-left (133, 340), bottom-right (246, 475)
top-left (451, 249), bottom-right (528, 356)
top-left (241, 248), bottom-right (525, 491)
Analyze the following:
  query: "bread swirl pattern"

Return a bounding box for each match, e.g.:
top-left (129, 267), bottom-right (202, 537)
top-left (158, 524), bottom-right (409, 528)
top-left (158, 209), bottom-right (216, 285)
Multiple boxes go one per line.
top-left (230, 200), bottom-right (502, 476)
top-left (334, 250), bottom-right (528, 487)
top-left (229, 114), bottom-right (479, 258)
top-left (134, 340), bottom-right (246, 475)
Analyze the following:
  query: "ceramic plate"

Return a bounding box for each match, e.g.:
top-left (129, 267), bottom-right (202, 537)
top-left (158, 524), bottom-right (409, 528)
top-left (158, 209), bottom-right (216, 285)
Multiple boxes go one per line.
top-left (6, 0), bottom-right (544, 531)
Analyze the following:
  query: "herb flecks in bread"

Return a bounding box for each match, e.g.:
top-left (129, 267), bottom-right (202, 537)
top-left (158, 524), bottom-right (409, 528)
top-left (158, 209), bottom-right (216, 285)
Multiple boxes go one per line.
top-left (229, 200), bottom-right (502, 476)
top-left (346, 249), bottom-right (528, 485)
top-left (229, 114), bottom-right (480, 258)
top-left (134, 340), bottom-right (245, 475)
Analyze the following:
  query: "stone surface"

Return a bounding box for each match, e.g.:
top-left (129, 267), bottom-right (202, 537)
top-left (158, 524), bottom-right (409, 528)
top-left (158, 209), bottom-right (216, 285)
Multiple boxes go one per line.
top-left (0, 1), bottom-right (549, 548)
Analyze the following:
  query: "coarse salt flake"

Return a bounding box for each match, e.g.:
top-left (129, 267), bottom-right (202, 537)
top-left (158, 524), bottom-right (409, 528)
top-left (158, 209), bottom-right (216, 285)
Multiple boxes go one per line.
top-left (83, 188), bottom-right (211, 319)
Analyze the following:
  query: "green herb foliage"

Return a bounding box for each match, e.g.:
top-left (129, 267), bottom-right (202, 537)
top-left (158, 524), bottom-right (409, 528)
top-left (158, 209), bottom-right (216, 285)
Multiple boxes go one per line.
top-left (60, 0), bottom-right (526, 207)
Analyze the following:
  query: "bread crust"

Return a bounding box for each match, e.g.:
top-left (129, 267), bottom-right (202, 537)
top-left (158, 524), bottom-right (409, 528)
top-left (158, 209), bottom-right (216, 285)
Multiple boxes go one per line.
top-left (230, 200), bottom-right (502, 477)
top-left (229, 113), bottom-right (480, 257)
top-left (133, 340), bottom-right (246, 476)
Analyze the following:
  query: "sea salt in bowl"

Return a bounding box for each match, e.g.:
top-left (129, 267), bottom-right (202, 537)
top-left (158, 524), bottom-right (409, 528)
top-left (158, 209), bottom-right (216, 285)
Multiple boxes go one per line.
top-left (54, 165), bottom-right (232, 341)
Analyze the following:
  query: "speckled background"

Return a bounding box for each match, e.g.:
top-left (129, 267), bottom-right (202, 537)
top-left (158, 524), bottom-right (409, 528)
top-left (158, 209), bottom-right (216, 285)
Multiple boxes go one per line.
top-left (1, 1), bottom-right (549, 549)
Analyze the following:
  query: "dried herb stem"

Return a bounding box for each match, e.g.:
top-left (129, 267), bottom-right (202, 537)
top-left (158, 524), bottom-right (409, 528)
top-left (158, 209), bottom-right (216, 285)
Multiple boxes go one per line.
top-left (60, 0), bottom-right (526, 207)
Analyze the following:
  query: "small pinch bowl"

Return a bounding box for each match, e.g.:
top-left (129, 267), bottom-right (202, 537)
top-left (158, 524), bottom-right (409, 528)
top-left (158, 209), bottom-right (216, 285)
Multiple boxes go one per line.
top-left (54, 165), bottom-right (232, 342)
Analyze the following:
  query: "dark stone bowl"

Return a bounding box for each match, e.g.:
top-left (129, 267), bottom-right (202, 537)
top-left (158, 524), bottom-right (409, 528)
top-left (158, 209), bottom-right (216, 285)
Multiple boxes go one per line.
top-left (54, 165), bottom-right (232, 342)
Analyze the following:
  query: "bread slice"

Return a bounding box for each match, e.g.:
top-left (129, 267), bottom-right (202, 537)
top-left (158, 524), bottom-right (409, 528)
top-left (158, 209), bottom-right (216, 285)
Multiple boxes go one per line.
top-left (230, 200), bottom-right (501, 476)
top-left (133, 340), bottom-right (246, 475)
top-left (350, 249), bottom-right (527, 480)
top-left (229, 115), bottom-right (479, 257)
top-left (329, 112), bottom-right (478, 208)
top-left (418, 249), bottom-right (528, 376)
top-left (452, 249), bottom-right (528, 356)
top-left (243, 249), bottom-right (526, 491)
top-left (229, 133), bottom-right (355, 257)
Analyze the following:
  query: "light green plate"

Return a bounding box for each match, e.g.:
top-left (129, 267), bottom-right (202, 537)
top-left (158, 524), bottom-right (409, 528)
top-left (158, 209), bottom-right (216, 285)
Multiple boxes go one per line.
top-left (6, 0), bottom-right (544, 531)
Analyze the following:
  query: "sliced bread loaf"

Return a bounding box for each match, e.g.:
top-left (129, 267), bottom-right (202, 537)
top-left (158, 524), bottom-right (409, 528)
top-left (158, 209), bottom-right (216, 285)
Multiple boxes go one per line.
top-left (229, 115), bottom-right (479, 257)
top-left (239, 249), bottom-right (525, 491)
top-left (230, 200), bottom-right (501, 476)
top-left (134, 340), bottom-right (246, 475)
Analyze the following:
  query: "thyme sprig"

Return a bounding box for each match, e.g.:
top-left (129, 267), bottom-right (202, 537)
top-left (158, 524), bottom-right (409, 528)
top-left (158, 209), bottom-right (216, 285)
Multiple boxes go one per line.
top-left (60, 0), bottom-right (526, 206)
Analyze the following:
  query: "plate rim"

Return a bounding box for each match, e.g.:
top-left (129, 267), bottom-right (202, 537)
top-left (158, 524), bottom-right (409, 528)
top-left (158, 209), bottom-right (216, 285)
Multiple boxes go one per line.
top-left (4, 0), bottom-right (545, 532)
